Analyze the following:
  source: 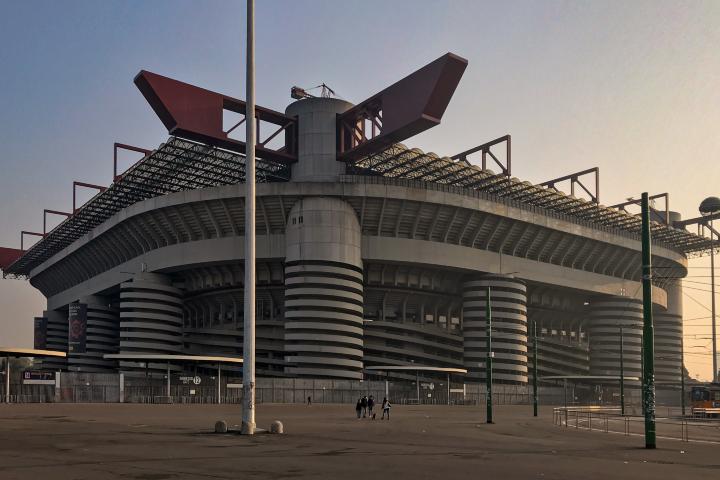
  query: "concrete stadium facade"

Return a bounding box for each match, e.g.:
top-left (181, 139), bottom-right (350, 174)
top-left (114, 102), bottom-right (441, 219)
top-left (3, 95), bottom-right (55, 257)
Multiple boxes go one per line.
top-left (18, 96), bottom-right (693, 386)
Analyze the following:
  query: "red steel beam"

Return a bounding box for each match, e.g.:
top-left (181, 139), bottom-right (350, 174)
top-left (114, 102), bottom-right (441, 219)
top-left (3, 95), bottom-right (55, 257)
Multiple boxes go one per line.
top-left (114, 143), bottom-right (152, 182)
top-left (338, 52), bottom-right (468, 162)
top-left (73, 181), bottom-right (106, 213)
top-left (43, 209), bottom-right (73, 236)
top-left (134, 70), bottom-right (297, 163)
top-left (20, 231), bottom-right (44, 251)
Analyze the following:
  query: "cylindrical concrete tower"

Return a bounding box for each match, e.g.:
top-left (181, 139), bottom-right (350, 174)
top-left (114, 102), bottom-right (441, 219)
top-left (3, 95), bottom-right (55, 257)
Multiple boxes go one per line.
top-left (588, 297), bottom-right (643, 381)
top-left (67, 295), bottom-right (119, 372)
top-left (284, 197), bottom-right (364, 379)
top-left (119, 273), bottom-right (183, 372)
top-left (462, 274), bottom-right (528, 384)
top-left (654, 282), bottom-right (683, 384)
top-left (285, 97), bottom-right (353, 182)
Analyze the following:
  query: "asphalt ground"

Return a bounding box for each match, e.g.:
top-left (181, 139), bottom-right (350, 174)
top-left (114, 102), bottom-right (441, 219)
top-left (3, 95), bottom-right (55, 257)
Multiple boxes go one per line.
top-left (0, 403), bottom-right (718, 479)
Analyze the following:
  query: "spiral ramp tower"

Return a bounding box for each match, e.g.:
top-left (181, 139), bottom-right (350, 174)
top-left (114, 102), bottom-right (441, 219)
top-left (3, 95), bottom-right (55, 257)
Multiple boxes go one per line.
top-left (462, 274), bottom-right (528, 384)
top-left (119, 273), bottom-right (183, 373)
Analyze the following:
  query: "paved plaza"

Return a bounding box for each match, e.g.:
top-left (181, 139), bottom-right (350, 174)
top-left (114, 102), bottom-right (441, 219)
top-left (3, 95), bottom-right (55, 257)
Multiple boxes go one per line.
top-left (0, 403), bottom-right (717, 479)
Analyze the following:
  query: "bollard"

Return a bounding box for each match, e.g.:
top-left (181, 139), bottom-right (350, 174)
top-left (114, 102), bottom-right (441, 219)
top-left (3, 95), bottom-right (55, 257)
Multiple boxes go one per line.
top-left (214, 420), bottom-right (228, 433)
top-left (270, 420), bottom-right (284, 434)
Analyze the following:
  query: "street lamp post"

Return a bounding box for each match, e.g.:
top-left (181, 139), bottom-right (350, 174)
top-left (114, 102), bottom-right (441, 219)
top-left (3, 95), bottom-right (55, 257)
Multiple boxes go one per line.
top-left (641, 192), bottom-right (656, 449)
top-left (241, 0), bottom-right (257, 435)
top-left (532, 320), bottom-right (538, 417)
top-left (699, 196), bottom-right (720, 383)
top-left (486, 286), bottom-right (493, 424)
top-left (619, 325), bottom-right (625, 416)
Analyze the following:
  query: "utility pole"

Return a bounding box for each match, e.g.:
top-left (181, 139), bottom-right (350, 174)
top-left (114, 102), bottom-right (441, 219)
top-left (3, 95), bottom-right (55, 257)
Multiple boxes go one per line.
top-left (486, 286), bottom-right (493, 424)
top-left (532, 319), bottom-right (538, 417)
top-left (241, 0), bottom-right (257, 436)
top-left (680, 337), bottom-right (686, 416)
top-left (620, 325), bottom-right (625, 416)
top-left (711, 219), bottom-right (717, 383)
top-left (641, 192), bottom-right (656, 449)
top-left (640, 341), bottom-right (645, 416)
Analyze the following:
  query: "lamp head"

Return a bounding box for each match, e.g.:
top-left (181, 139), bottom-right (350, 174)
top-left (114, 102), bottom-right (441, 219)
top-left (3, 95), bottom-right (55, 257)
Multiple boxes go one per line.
top-left (699, 196), bottom-right (720, 216)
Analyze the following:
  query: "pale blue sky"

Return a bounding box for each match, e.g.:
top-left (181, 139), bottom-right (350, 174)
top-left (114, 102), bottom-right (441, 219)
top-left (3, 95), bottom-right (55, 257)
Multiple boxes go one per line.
top-left (1, 0), bottom-right (718, 378)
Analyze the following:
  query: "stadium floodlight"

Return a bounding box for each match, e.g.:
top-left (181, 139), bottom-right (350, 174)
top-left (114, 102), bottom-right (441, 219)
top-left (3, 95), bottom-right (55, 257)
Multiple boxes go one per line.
top-left (700, 196), bottom-right (720, 383)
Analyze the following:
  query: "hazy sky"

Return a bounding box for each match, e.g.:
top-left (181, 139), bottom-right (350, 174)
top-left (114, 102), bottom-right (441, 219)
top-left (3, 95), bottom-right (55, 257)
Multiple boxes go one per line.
top-left (0, 0), bottom-right (718, 379)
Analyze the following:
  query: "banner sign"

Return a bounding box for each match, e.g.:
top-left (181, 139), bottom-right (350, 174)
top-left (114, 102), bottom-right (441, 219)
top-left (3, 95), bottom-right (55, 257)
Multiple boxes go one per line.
top-left (172, 375), bottom-right (216, 386)
top-left (22, 371), bottom-right (56, 385)
top-left (68, 302), bottom-right (88, 354)
top-left (33, 317), bottom-right (48, 350)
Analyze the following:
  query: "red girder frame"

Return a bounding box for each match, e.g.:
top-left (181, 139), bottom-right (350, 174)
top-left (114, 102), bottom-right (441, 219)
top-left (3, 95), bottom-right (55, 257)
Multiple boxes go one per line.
top-left (337, 53), bottom-right (468, 162)
top-left (134, 70), bottom-right (297, 160)
top-left (73, 181), bottom-right (106, 213)
top-left (540, 167), bottom-right (600, 204)
top-left (114, 143), bottom-right (151, 181)
top-left (20, 231), bottom-right (44, 251)
top-left (611, 193), bottom-right (669, 224)
top-left (43, 209), bottom-right (72, 235)
top-left (451, 135), bottom-right (512, 177)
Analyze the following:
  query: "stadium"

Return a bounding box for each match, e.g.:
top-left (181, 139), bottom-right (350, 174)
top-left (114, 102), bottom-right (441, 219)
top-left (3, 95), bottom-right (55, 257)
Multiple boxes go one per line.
top-left (0, 52), bottom-right (716, 389)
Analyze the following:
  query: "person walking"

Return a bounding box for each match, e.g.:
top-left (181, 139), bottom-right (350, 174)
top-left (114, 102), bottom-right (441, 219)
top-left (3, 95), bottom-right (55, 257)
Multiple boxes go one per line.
top-left (368, 395), bottom-right (375, 419)
top-left (360, 396), bottom-right (368, 418)
top-left (355, 398), bottom-right (362, 419)
top-left (307, 395), bottom-right (312, 406)
top-left (381, 397), bottom-right (391, 420)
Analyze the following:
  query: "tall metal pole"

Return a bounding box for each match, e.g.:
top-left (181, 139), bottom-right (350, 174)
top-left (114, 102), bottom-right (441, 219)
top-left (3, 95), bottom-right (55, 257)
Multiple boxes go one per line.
top-left (241, 0), bottom-right (257, 436)
top-left (620, 325), bottom-right (625, 415)
top-left (447, 373), bottom-right (451, 406)
top-left (532, 319), bottom-right (538, 417)
top-left (640, 341), bottom-right (645, 416)
top-left (680, 338), bottom-right (686, 416)
top-left (711, 219), bottom-right (717, 383)
top-left (5, 356), bottom-right (9, 404)
top-left (641, 192), bottom-right (656, 449)
top-left (486, 286), bottom-right (493, 424)
top-left (416, 370), bottom-right (420, 405)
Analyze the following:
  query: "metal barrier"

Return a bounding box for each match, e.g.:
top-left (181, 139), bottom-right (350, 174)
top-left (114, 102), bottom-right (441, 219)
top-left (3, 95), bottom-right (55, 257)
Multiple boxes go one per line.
top-left (552, 406), bottom-right (720, 444)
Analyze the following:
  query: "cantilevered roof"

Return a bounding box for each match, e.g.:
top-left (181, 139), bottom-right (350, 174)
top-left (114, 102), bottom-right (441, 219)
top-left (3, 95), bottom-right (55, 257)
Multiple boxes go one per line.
top-left (4, 137), bottom-right (716, 278)
top-left (4, 137), bottom-right (288, 276)
top-left (351, 143), bottom-right (717, 255)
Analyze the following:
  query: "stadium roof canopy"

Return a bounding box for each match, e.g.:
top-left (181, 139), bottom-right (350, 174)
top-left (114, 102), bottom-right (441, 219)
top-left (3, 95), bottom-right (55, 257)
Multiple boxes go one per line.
top-left (3, 135), bottom-right (718, 278)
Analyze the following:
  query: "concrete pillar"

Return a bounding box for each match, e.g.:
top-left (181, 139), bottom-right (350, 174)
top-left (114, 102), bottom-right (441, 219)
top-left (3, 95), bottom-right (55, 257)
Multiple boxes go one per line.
top-left (588, 296), bottom-right (644, 382)
top-left (462, 274), bottom-right (528, 384)
top-left (654, 283), bottom-right (683, 385)
top-left (285, 97), bottom-right (353, 182)
top-left (283, 197), bottom-right (364, 379)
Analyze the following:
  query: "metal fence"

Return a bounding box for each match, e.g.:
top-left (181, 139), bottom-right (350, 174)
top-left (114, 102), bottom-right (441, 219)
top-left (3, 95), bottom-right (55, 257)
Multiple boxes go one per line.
top-left (552, 406), bottom-right (720, 444)
top-left (1, 372), bottom-right (568, 406)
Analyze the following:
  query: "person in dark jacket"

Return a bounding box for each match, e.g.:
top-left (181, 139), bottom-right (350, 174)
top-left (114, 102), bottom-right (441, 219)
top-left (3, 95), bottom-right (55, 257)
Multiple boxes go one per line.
top-left (355, 398), bottom-right (362, 419)
top-left (360, 396), bottom-right (368, 418)
top-left (368, 395), bottom-right (376, 419)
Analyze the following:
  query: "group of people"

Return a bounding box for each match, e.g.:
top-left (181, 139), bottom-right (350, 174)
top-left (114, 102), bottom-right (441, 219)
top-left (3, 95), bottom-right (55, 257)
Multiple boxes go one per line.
top-left (355, 395), bottom-right (391, 420)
